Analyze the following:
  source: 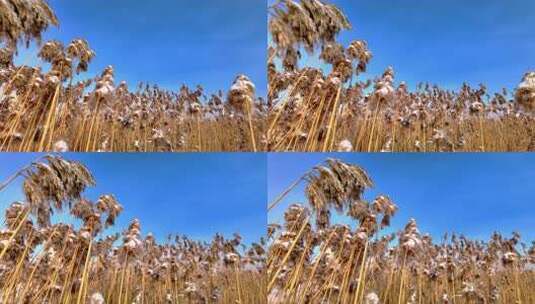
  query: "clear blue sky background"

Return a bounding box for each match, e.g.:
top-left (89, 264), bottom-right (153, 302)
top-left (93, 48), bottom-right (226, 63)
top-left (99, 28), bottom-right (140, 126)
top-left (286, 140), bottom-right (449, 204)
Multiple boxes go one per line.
top-left (270, 0), bottom-right (535, 94)
top-left (0, 153), bottom-right (266, 244)
top-left (268, 153), bottom-right (535, 244)
top-left (16, 0), bottom-right (266, 96)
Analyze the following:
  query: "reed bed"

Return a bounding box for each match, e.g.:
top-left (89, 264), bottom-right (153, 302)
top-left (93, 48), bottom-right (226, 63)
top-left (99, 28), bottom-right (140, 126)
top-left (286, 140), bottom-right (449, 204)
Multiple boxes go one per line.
top-left (0, 0), bottom-right (265, 152)
top-left (268, 158), bottom-right (535, 303)
top-left (0, 155), bottom-right (266, 303)
top-left (267, 0), bottom-right (535, 152)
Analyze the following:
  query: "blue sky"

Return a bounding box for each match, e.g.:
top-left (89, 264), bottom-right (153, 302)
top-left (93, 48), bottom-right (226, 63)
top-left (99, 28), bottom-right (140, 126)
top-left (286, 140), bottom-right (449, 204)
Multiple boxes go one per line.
top-left (16, 0), bottom-right (266, 96)
top-left (0, 153), bottom-right (266, 244)
top-left (268, 153), bottom-right (535, 243)
top-left (270, 0), bottom-right (535, 94)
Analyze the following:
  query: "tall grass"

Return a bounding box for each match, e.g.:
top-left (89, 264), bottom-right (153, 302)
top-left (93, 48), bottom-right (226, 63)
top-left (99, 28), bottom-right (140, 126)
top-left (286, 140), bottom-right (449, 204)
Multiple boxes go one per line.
top-left (0, 0), bottom-right (265, 152)
top-left (268, 158), bottom-right (535, 303)
top-left (0, 155), bottom-right (266, 303)
top-left (267, 0), bottom-right (535, 152)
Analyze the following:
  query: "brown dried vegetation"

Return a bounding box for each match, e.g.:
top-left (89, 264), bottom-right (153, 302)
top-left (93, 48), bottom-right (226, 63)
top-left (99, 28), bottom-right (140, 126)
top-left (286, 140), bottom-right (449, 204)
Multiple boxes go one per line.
top-left (0, 155), bottom-right (266, 303)
top-left (268, 158), bottom-right (535, 303)
top-left (268, 0), bottom-right (535, 152)
top-left (0, 0), bottom-right (265, 152)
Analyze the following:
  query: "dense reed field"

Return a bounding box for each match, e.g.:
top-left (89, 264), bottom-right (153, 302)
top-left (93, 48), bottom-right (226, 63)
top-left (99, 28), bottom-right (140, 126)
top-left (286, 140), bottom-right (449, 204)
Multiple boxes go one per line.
top-left (267, 0), bottom-right (535, 152)
top-left (0, 0), bottom-right (265, 152)
top-left (267, 159), bottom-right (535, 303)
top-left (0, 155), bottom-right (266, 303)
